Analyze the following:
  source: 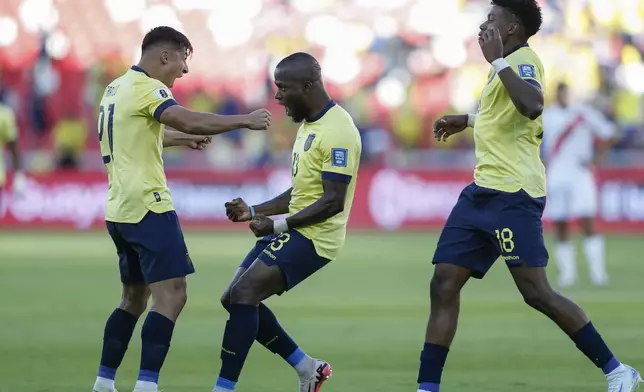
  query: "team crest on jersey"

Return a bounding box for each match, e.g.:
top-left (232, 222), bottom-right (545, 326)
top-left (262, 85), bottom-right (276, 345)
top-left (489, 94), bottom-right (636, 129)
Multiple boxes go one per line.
top-left (154, 88), bottom-right (171, 99)
top-left (518, 64), bottom-right (536, 78)
top-left (304, 133), bottom-right (316, 151)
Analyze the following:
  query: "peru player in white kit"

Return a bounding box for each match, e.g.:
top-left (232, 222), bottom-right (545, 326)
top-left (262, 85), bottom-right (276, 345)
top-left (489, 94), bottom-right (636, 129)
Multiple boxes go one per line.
top-left (542, 83), bottom-right (616, 288)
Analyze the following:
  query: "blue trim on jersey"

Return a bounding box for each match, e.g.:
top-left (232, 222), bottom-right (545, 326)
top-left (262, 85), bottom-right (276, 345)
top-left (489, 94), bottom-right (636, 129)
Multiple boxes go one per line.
top-left (525, 79), bottom-right (541, 89)
top-left (306, 100), bottom-right (336, 123)
top-left (130, 65), bottom-right (151, 77)
top-left (321, 171), bottom-right (352, 184)
top-left (504, 43), bottom-right (529, 58)
top-left (153, 99), bottom-right (178, 122)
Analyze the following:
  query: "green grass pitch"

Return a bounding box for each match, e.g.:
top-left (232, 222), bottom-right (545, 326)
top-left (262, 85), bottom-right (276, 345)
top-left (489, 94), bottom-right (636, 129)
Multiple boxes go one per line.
top-left (1, 231), bottom-right (643, 391)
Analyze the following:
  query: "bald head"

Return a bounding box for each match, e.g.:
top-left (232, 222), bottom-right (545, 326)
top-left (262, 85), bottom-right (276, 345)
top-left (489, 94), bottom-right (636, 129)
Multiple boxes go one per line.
top-left (275, 52), bottom-right (321, 84)
top-left (273, 52), bottom-right (330, 123)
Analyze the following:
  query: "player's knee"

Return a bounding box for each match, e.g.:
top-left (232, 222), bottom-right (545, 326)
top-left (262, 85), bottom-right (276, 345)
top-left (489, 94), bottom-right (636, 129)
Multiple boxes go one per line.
top-left (229, 279), bottom-right (259, 305)
top-left (220, 290), bottom-right (232, 312)
top-left (521, 288), bottom-right (555, 313)
top-left (120, 285), bottom-right (149, 317)
top-left (151, 278), bottom-right (188, 313)
top-left (430, 272), bottom-right (460, 304)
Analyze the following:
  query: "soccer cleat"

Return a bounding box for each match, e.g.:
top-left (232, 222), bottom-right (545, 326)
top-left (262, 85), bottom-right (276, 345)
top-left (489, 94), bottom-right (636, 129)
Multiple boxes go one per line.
top-left (607, 364), bottom-right (642, 392)
top-left (299, 360), bottom-right (332, 392)
top-left (92, 389), bottom-right (118, 392)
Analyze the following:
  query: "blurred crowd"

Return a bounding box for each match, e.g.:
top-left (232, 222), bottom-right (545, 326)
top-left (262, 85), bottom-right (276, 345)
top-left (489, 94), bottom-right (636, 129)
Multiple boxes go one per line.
top-left (0, 0), bottom-right (643, 171)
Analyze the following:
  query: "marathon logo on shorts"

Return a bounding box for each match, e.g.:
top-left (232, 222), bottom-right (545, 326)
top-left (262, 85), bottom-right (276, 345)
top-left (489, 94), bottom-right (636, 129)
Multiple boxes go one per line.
top-left (518, 64), bottom-right (536, 79)
top-left (153, 192), bottom-right (161, 202)
top-left (304, 133), bottom-right (316, 151)
top-left (331, 148), bottom-right (348, 167)
top-left (262, 249), bottom-right (277, 260)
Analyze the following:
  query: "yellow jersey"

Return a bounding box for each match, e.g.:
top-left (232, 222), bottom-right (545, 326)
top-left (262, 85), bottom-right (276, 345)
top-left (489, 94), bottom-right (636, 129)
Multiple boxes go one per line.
top-left (0, 104), bottom-right (17, 187)
top-left (98, 66), bottom-right (178, 223)
top-left (473, 44), bottom-right (547, 198)
top-left (289, 102), bottom-right (362, 260)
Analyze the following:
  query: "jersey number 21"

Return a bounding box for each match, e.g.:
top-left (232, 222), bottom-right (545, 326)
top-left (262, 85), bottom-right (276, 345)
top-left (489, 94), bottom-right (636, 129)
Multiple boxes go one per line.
top-left (98, 103), bottom-right (115, 164)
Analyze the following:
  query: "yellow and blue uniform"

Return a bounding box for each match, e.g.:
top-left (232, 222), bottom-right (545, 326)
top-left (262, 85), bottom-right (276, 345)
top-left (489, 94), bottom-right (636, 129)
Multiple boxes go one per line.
top-left (100, 66), bottom-right (194, 285)
top-left (433, 44), bottom-right (549, 278)
top-left (0, 103), bottom-right (17, 189)
top-left (240, 101), bottom-right (362, 290)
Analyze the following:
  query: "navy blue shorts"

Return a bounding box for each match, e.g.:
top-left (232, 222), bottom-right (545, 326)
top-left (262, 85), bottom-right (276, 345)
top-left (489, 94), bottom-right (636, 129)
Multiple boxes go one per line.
top-left (433, 183), bottom-right (548, 279)
top-left (106, 211), bottom-right (195, 285)
top-left (240, 229), bottom-right (330, 292)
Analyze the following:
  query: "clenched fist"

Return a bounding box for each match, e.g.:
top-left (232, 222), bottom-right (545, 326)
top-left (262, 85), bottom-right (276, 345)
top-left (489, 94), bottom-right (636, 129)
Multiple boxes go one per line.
top-left (225, 198), bottom-right (252, 222)
top-left (188, 136), bottom-right (211, 150)
top-left (245, 109), bottom-right (272, 130)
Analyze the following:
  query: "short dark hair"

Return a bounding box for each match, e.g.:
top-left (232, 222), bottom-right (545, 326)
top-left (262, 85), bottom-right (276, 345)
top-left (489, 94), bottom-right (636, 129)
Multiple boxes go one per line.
top-left (492, 0), bottom-right (542, 38)
top-left (142, 26), bottom-right (193, 56)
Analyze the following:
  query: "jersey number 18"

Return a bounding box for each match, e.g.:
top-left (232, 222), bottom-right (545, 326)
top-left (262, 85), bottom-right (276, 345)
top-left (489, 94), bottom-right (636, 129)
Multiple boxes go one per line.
top-left (98, 104), bottom-right (115, 164)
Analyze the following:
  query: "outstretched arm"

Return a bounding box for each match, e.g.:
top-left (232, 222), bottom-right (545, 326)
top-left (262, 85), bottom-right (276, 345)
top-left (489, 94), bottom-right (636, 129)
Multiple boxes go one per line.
top-left (159, 105), bottom-right (271, 136)
top-left (163, 128), bottom-right (210, 148)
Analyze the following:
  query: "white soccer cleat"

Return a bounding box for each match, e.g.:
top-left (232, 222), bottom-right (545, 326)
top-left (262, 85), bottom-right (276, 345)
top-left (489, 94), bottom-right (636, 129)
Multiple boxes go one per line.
top-left (607, 364), bottom-right (642, 392)
top-left (92, 388), bottom-right (118, 392)
top-left (299, 359), bottom-right (332, 392)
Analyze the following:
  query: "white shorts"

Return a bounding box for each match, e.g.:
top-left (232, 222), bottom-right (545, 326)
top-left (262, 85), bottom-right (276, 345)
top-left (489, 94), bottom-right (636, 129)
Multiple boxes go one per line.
top-left (545, 169), bottom-right (598, 221)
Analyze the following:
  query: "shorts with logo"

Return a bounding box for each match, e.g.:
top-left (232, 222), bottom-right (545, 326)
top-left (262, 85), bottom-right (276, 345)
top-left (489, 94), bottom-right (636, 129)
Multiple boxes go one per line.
top-left (240, 229), bottom-right (330, 292)
top-left (433, 183), bottom-right (548, 279)
top-left (106, 210), bottom-right (195, 285)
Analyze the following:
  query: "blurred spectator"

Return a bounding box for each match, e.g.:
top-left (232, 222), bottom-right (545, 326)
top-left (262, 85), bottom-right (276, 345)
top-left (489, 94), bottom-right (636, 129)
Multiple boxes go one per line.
top-left (0, 0), bottom-right (643, 168)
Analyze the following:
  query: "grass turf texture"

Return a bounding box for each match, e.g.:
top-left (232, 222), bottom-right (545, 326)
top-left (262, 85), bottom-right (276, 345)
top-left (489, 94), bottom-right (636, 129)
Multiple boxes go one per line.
top-left (1, 231), bottom-right (642, 392)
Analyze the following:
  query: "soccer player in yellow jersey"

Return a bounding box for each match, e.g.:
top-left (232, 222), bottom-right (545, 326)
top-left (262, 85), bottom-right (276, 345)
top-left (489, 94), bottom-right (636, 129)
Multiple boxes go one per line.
top-left (0, 93), bottom-right (25, 211)
top-left (214, 52), bottom-right (361, 392)
top-left (92, 26), bottom-right (271, 392)
top-left (415, 2), bottom-right (641, 392)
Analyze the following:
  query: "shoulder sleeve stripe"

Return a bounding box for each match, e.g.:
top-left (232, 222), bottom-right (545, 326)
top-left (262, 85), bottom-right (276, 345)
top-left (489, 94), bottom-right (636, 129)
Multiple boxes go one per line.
top-left (321, 171), bottom-right (352, 184)
top-left (153, 99), bottom-right (178, 122)
top-left (524, 79), bottom-right (541, 89)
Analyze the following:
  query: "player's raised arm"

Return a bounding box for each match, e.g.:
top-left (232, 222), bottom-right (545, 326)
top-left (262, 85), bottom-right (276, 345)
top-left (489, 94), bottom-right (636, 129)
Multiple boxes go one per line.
top-left (159, 105), bottom-right (271, 135)
top-left (479, 26), bottom-right (543, 120)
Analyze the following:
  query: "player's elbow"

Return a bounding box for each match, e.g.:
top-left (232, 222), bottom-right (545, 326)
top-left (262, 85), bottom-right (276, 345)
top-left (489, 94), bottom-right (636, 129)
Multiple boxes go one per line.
top-left (519, 103), bottom-right (543, 120)
top-left (325, 196), bottom-right (345, 216)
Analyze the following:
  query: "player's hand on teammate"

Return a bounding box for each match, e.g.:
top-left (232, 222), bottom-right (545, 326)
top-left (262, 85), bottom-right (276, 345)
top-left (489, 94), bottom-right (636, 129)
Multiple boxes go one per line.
top-left (188, 136), bottom-right (212, 150)
top-left (478, 27), bottom-right (504, 63)
top-left (225, 198), bottom-right (252, 222)
top-left (246, 109), bottom-right (272, 130)
top-left (249, 215), bottom-right (274, 237)
top-left (434, 115), bottom-right (468, 142)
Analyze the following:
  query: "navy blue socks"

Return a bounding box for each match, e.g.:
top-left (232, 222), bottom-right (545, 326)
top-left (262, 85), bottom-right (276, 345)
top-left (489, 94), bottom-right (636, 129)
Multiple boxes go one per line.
top-left (417, 343), bottom-right (450, 392)
top-left (216, 304), bottom-right (259, 390)
top-left (137, 311), bottom-right (175, 388)
top-left (97, 308), bottom-right (138, 383)
top-left (571, 321), bottom-right (621, 375)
